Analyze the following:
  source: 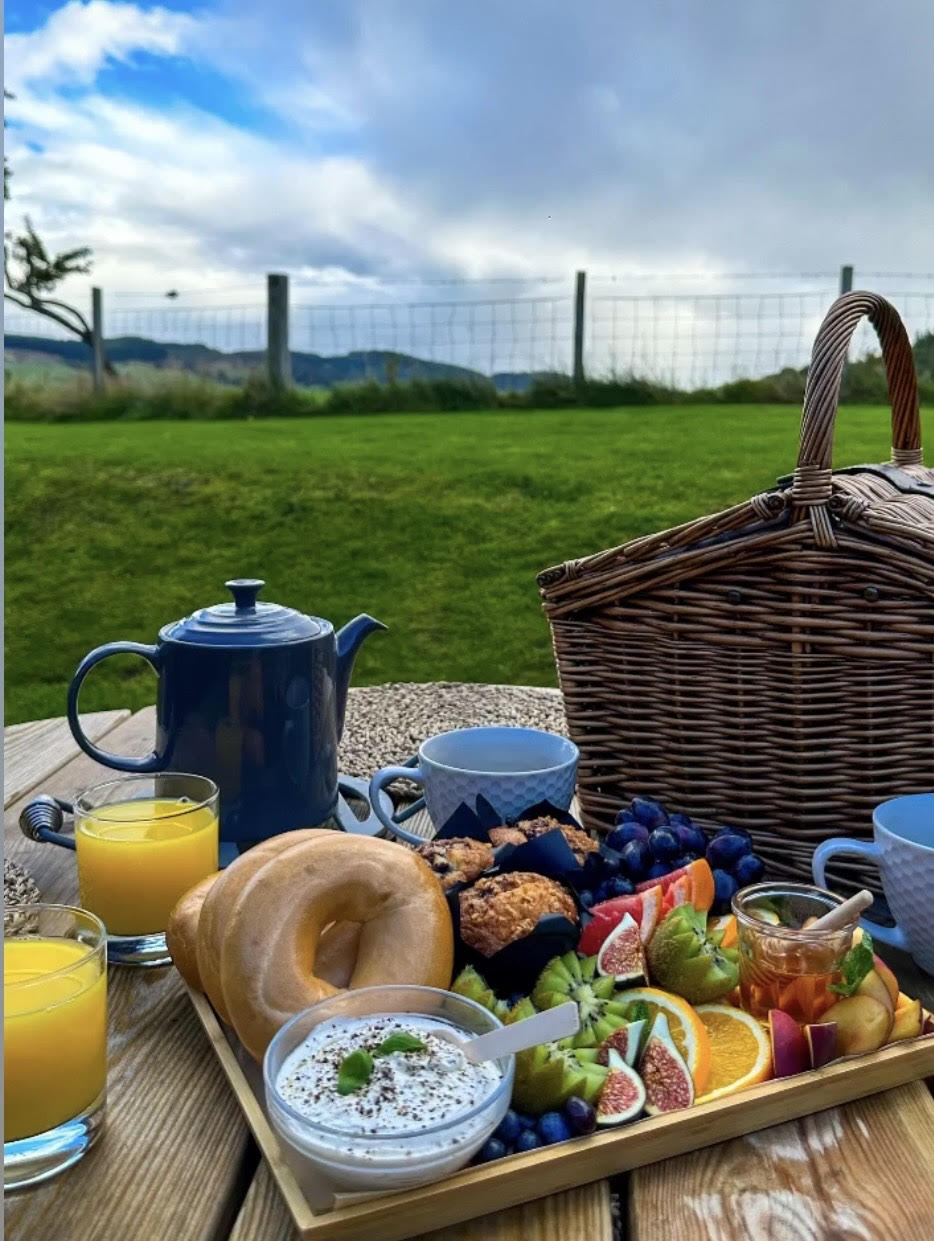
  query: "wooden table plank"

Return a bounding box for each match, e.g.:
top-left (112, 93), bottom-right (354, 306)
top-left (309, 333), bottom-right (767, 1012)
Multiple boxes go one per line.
top-left (229, 1160), bottom-right (614, 1241)
top-left (629, 949), bottom-right (934, 1240)
top-left (4, 707), bottom-right (252, 1241)
top-left (4, 709), bottom-right (131, 808)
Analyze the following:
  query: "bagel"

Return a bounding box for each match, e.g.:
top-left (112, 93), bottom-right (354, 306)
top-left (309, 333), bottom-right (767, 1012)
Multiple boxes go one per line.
top-left (197, 829), bottom-right (334, 1022)
top-left (220, 834), bottom-right (454, 1060)
top-left (166, 872), bottom-right (221, 990)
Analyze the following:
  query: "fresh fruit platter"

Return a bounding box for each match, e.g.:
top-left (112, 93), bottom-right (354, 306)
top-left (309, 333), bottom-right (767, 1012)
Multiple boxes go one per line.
top-left (170, 794), bottom-right (934, 1241)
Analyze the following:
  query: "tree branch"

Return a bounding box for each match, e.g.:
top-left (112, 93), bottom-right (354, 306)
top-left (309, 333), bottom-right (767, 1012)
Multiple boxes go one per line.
top-left (4, 289), bottom-right (92, 344)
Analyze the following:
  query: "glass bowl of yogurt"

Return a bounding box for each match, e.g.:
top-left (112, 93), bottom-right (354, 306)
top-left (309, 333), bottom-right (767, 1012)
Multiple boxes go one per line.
top-left (263, 985), bottom-right (515, 1193)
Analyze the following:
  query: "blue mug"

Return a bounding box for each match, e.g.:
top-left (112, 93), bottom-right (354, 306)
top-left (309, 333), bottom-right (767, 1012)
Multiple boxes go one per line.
top-left (813, 793), bottom-right (934, 974)
top-left (368, 726), bottom-right (579, 845)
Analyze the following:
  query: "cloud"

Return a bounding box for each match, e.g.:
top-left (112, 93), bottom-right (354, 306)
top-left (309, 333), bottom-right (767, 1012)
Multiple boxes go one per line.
top-left (5, 0), bottom-right (934, 377)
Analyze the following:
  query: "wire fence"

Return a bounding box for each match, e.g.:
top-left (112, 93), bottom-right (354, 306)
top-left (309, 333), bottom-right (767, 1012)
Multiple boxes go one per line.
top-left (6, 270), bottom-right (934, 389)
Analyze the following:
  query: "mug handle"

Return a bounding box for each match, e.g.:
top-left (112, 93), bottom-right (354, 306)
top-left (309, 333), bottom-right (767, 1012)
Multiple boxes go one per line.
top-left (812, 837), bottom-right (910, 952)
top-left (368, 763), bottom-right (429, 845)
top-left (68, 642), bottom-right (164, 772)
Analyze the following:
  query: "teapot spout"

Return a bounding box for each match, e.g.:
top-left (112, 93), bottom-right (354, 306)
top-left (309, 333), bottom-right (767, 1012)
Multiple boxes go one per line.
top-left (335, 614), bottom-right (387, 738)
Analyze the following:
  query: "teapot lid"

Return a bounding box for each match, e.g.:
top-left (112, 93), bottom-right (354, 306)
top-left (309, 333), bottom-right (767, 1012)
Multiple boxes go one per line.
top-left (162, 580), bottom-right (325, 647)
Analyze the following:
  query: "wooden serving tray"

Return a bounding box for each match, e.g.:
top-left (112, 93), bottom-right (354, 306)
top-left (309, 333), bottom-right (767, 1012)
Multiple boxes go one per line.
top-left (187, 985), bottom-right (934, 1241)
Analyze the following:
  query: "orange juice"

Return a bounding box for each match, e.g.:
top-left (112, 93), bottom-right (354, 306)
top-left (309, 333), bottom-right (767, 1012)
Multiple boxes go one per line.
top-left (4, 938), bottom-right (107, 1141)
top-left (76, 798), bottom-right (218, 934)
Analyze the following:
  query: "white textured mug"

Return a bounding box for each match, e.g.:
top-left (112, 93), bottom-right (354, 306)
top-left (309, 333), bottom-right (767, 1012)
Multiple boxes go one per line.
top-left (812, 793), bottom-right (934, 974)
top-left (368, 726), bottom-right (579, 845)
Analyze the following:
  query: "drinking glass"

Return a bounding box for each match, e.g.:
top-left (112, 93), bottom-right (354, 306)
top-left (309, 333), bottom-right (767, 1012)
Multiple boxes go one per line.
top-left (733, 881), bottom-right (859, 1024)
top-left (75, 772), bottom-right (219, 965)
top-left (4, 904), bottom-right (107, 1189)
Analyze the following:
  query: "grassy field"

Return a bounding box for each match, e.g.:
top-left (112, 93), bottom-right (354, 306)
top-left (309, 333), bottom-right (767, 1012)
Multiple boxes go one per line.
top-left (4, 404), bottom-right (913, 725)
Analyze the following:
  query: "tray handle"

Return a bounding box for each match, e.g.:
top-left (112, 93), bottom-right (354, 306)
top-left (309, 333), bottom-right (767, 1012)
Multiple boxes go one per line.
top-left (792, 292), bottom-right (923, 517)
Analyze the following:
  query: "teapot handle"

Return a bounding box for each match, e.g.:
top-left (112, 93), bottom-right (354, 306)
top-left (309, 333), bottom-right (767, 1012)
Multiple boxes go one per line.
top-left (67, 642), bottom-right (165, 772)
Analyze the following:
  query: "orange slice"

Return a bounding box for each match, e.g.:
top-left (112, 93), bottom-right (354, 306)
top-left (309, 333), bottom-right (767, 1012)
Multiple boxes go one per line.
top-left (695, 1004), bottom-right (772, 1102)
top-left (708, 913), bottom-right (738, 949)
top-left (615, 985), bottom-right (711, 1095)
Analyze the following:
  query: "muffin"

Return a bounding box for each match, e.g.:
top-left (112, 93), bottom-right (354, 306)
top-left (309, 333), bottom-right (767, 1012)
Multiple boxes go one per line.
top-left (458, 872), bottom-right (578, 957)
top-left (416, 837), bottom-right (494, 891)
top-left (490, 816), bottom-right (599, 866)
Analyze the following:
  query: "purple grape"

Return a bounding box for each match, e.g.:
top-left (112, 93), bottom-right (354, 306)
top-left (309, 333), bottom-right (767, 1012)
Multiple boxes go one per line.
top-left (563, 1096), bottom-right (597, 1135)
top-left (733, 852), bottom-right (765, 885)
top-left (594, 882), bottom-right (613, 904)
top-left (669, 811), bottom-right (693, 827)
top-left (647, 828), bottom-right (679, 863)
top-left (516, 1129), bottom-right (543, 1152)
top-left (537, 1111), bottom-right (573, 1144)
top-left (599, 853), bottom-right (622, 877)
top-left (630, 797), bottom-right (670, 829)
top-left (646, 860), bottom-right (671, 880)
top-left (578, 889), bottom-right (594, 909)
top-left (476, 1137), bottom-right (508, 1162)
top-left (619, 839), bottom-right (651, 880)
top-left (712, 867), bottom-right (739, 913)
top-left (714, 826), bottom-right (753, 847)
top-left (674, 823), bottom-right (708, 856)
top-left (607, 822), bottom-right (649, 852)
top-left (495, 1110), bottom-right (522, 1143)
top-left (706, 832), bottom-right (751, 869)
top-left (672, 854), bottom-right (696, 871)
top-left (608, 876), bottom-right (634, 897)
top-left (614, 808), bottom-right (637, 826)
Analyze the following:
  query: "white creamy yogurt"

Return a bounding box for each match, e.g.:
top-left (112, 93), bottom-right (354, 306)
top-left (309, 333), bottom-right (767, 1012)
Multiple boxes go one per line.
top-left (268, 1012), bottom-right (510, 1192)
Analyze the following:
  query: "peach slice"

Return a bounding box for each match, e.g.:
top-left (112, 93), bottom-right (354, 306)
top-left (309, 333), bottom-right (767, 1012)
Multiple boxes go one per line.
top-left (769, 1009), bottom-right (809, 1078)
top-left (872, 957), bottom-right (899, 1007)
top-left (888, 997), bottom-right (923, 1043)
top-left (825, 994), bottom-right (892, 1056)
top-left (856, 969), bottom-right (896, 1019)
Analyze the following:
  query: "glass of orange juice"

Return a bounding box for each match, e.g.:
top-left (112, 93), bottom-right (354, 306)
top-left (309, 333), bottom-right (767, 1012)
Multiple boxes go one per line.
top-left (74, 772), bottom-right (219, 966)
top-left (4, 903), bottom-right (107, 1189)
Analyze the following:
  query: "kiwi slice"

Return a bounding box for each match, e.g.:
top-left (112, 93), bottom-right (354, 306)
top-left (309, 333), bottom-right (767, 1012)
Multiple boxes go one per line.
top-left (532, 952), bottom-right (631, 1048)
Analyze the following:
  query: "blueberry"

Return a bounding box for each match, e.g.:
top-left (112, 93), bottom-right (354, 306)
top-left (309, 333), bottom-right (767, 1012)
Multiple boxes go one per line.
top-left (537, 1112), bottom-right (573, 1145)
top-left (674, 823), bottom-right (708, 856)
top-left (607, 822), bottom-right (650, 852)
top-left (614, 808), bottom-right (637, 825)
top-left (516, 1129), bottom-right (543, 1152)
top-left (712, 867), bottom-right (739, 913)
top-left (513, 1112), bottom-right (536, 1130)
top-left (496, 1109), bottom-right (522, 1144)
top-left (594, 882), bottom-right (612, 904)
top-left (578, 889), bottom-right (594, 909)
top-left (707, 832), bottom-right (751, 869)
top-left (563, 1096), bottom-right (597, 1135)
top-left (648, 828), bottom-right (679, 863)
top-left (609, 876), bottom-right (634, 897)
top-left (733, 852), bottom-right (765, 885)
top-left (506, 992), bottom-right (525, 1009)
top-left (630, 797), bottom-right (670, 829)
top-left (476, 1137), bottom-right (508, 1163)
top-left (619, 839), bottom-right (651, 881)
top-left (646, 860), bottom-right (671, 880)
top-left (672, 854), bottom-right (696, 871)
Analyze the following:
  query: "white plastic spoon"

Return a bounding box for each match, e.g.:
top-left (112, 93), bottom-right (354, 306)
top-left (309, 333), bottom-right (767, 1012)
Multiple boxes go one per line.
top-left (453, 1001), bottom-right (580, 1064)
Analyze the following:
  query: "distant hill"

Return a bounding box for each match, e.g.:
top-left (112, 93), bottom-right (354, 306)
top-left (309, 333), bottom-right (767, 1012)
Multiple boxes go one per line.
top-left (4, 333), bottom-right (538, 392)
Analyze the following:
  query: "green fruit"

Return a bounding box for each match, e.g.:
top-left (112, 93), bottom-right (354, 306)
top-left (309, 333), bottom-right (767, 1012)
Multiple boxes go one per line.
top-left (451, 965), bottom-right (510, 1020)
top-left (531, 952), bottom-right (631, 1048)
top-left (512, 1040), bottom-right (609, 1113)
top-left (646, 905), bottom-right (740, 1004)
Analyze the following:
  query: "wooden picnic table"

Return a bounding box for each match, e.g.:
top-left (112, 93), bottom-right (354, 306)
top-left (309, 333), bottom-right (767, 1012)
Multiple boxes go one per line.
top-left (5, 699), bottom-right (934, 1241)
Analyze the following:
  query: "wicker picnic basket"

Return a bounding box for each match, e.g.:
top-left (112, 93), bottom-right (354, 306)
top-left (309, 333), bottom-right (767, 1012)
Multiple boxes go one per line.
top-left (538, 291), bottom-right (934, 892)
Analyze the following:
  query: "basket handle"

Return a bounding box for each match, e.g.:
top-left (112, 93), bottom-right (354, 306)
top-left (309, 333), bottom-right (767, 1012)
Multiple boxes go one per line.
top-left (792, 291), bottom-right (922, 508)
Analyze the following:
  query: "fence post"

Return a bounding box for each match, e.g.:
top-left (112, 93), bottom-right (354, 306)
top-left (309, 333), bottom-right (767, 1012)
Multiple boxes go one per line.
top-left (91, 286), bottom-right (104, 393)
top-left (267, 272), bottom-right (291, 388)
top-left (573, 270), bottom-right (586, 392)
top-left (839, 265), bottom-right (854, 295)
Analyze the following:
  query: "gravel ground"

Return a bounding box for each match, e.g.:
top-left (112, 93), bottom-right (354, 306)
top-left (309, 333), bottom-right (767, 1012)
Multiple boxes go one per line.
top-left (340, 681), bottom-right (567, 784)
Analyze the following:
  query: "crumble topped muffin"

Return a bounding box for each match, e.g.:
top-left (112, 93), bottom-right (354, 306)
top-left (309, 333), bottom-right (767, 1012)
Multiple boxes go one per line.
top-left (458, 872), bottom-right (578, 957)
top-left (488, 816), bottom-right (599, 866)
top-left (416, 837), bottom-right (494, 891)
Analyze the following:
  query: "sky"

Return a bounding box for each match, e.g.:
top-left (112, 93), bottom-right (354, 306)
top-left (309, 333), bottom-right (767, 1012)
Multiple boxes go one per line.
top-left (4, 1), bottom-right (934, 374)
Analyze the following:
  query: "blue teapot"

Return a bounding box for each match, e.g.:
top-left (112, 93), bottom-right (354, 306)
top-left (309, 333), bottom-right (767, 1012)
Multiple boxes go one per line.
top-left (66, 580), bottom-right (386, 847)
